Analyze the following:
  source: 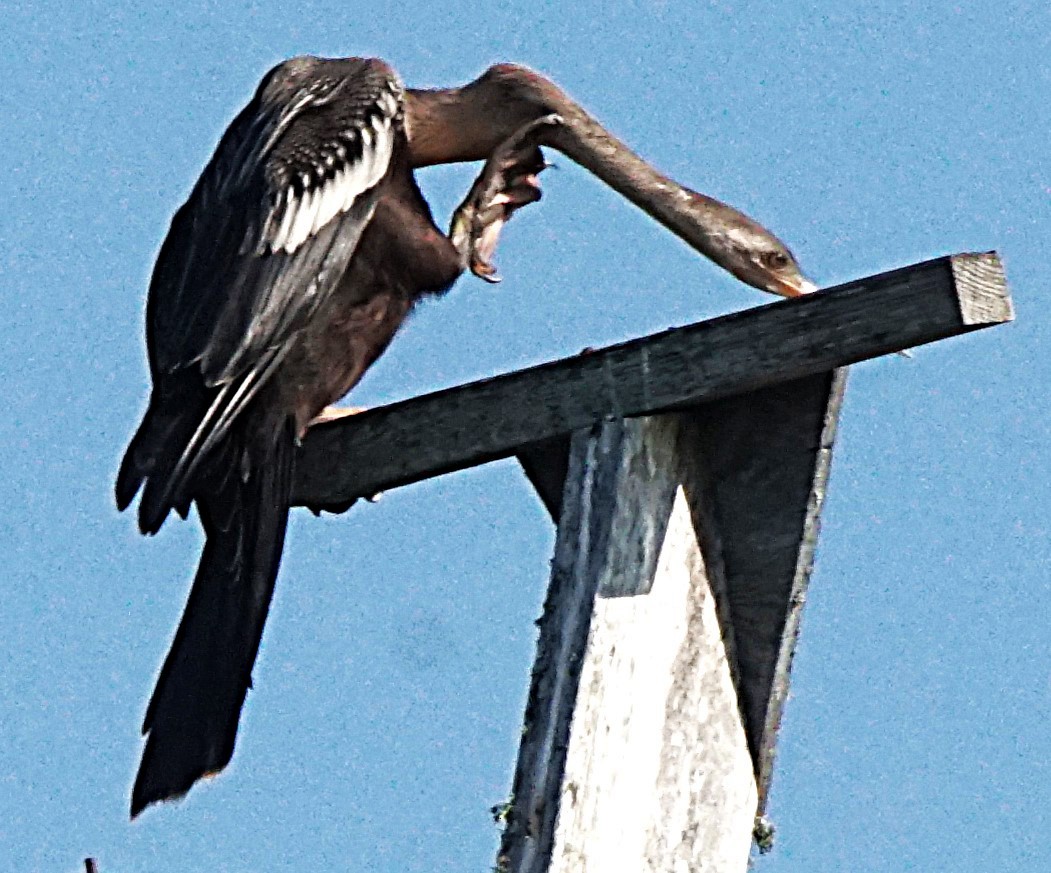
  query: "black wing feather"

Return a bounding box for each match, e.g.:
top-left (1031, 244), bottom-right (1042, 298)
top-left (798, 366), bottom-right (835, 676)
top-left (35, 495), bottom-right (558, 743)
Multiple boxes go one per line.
top-left (134, 56), bottom-right (401, 520)
top-left (149, 56), bottom-right (400, 378)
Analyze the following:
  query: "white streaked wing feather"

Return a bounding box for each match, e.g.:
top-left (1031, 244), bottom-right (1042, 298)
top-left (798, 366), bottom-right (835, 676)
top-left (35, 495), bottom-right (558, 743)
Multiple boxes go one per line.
top-left (330, 166), bottom-right (350, 216)
top-left (312, 172), bottom-right (345, 234)
top-left (379, 91), bottom-right (398, 118)
top-left (370, 122), bottom-right (392, 187)
top-left (285, 187), bottom-right (317, 253)
top-left (343, 158), bottom-right (370, 207)
top-left (270, 190), bottom-right (298, 252)
top-left (356, 128), bottom-right (376, 184)
top-left (366, 122), bottom-right (392, 189)
top-left (265, 104), bottom-right (397, 254)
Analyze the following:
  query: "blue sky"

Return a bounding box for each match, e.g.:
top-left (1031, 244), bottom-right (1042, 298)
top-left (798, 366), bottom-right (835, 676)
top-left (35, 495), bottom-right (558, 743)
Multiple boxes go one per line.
top-left (2, 1), bottom-right (1049, 870)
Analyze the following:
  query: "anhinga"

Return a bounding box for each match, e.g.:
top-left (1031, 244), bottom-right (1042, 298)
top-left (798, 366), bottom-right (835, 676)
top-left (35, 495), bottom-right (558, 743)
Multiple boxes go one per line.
top-left (117, 56), bottom-right (816, 817)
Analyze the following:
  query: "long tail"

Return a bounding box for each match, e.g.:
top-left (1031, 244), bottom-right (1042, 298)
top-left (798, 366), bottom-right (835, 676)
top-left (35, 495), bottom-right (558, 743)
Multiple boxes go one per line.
top-left (130, 424), bottom-right (294, 817)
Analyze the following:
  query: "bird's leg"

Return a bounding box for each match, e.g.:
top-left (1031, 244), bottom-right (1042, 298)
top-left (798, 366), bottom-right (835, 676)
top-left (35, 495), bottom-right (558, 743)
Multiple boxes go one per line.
top-left (450, 114), bottom-right (563, 282)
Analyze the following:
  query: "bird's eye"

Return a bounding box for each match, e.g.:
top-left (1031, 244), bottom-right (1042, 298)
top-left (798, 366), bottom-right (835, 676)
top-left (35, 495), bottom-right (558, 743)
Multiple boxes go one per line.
top-left (762, 251), bottom-right (791, 269)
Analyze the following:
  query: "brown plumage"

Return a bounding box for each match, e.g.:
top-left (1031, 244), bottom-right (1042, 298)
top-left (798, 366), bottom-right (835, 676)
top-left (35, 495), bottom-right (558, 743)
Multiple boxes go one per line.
top-left (118, 56), bottom-right (815, 818)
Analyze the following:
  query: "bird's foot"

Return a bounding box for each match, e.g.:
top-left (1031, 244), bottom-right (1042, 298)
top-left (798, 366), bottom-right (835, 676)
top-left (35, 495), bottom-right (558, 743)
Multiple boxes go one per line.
top-left (304, 405), bottom-right (383, 516)
top-left (308, 405), bottom-right (368, 427)
top-left (450, 114), bottom-right (563, 282)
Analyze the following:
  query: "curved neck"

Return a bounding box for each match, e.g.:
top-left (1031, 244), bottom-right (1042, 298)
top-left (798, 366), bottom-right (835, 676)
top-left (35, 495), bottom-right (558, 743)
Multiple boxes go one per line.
top-left (405, 65), bottom-right (748, 267)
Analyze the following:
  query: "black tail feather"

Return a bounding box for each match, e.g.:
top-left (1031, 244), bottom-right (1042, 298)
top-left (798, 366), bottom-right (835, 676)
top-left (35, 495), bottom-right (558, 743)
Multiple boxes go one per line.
top-left (130, 423), bottom-right (294, 817)
top-left (115, 427), bottom-right (147, 514)
top-left (116, 376), bottom-right (213, 534)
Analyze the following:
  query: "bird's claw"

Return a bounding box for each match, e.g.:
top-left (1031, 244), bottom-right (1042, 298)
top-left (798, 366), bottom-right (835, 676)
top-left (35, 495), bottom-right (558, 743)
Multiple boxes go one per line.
top-left (450, 114), bottom-right (563, 281)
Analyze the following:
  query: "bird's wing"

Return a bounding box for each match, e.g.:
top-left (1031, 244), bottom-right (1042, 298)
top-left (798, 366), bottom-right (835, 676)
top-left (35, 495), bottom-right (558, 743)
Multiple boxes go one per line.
top-left (144, 56), bottom-right (402, 495)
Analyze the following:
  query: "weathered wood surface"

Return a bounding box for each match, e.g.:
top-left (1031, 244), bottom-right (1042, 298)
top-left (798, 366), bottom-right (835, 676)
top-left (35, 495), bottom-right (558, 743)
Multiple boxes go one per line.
top-left (500, 417), bottom-right (757, 873)
top-left (687, 370), bottom-right (847, 813)
top-left (292, 252), bottom-right (1010, 509)
top-left (499, 370), bottom-right (846, 871)
top-left (517, 436), bottom-right (572, 520)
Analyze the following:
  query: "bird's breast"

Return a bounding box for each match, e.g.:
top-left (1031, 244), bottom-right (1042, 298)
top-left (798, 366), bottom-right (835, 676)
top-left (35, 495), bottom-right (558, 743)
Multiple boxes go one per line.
top-left (267, 181), bottom-right (465, 436)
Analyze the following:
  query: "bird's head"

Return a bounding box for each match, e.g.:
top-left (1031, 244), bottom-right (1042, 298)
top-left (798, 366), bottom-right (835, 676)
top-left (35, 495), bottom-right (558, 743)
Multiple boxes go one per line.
top-left (685, 192), bottom-right (818, 298)
top-left (715, 225), bottom-right (818, 298)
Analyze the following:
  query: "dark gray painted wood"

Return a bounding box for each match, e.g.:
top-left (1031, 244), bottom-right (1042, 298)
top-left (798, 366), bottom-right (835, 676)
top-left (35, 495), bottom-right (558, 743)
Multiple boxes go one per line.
top-left (292, 253), bottom-right (1010, 510)
top-left (683, 370), bottom-right (848, 813)
top-left (516, 436), bottom-right (571, 520)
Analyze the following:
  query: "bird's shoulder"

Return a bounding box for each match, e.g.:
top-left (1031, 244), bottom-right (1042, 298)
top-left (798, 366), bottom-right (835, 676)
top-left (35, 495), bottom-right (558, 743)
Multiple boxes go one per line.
top-left (147, 57), bottom-right (407, 380)
top-left (198, 56), bottom-right (406, 256)
top-left (255, 57), bottom-right (406, 255)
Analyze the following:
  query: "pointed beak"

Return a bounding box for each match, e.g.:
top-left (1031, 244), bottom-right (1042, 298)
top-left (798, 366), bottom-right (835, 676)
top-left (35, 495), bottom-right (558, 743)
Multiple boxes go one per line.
top-left (765, 275), bottom-right (819, 298)
top-left (794, 277), bottom-right (819, 295)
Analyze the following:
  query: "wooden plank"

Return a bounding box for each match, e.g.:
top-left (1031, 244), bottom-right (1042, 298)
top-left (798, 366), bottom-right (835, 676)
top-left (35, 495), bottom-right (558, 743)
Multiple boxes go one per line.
top-left (499, 417), bottom-right (758, 873)
top-left (682, 370), bottom-right (847, 813)
top-left (516, 436), bottom-right (572, 520)
top-left (293, 252), bottom-right (1010, 510)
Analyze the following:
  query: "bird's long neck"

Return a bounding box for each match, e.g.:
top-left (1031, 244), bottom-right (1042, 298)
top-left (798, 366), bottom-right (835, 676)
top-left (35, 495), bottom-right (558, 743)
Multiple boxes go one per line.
top-left (405, 65), bottom-right (737, 266)
top-left (404, 86), bottom-right (514, 166)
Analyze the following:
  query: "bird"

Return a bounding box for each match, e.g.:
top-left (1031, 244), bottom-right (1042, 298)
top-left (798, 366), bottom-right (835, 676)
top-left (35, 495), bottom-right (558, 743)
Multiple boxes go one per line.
top-left (116, 55), bottom-right (817, 818)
